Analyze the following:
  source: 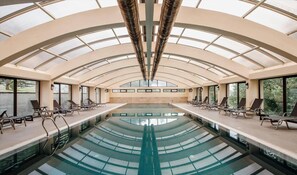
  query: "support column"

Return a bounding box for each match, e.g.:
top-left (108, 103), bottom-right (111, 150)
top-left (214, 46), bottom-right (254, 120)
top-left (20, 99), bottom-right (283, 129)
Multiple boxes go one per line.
top-left (89, 87), bottom-right (96, 101)
top-left (101, 88), bottom-right (110, 103)
top-left (40, 80), bottom-right (53, 110)
top-left (188, 88), bottom-right (194, 102)
top-left (246, 79), bottom-right (259, 108)
top-left (218, 84), bottom-right (227, 103)
top-left (72, 85), bottom-right (80, 104)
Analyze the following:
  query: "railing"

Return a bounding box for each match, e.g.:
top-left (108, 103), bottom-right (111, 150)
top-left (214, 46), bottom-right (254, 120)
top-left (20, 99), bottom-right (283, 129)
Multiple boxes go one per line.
top-left (41, 114), bottom-right (70, 156)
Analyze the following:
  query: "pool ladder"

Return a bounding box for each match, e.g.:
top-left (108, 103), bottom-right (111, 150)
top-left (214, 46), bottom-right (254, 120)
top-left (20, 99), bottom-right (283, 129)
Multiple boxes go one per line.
top-left (42, 114), bottom-right (70, 156)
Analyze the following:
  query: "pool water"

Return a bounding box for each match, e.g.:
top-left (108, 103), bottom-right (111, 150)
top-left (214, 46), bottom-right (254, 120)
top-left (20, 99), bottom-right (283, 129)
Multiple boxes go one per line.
top-left (22, 104), bottom-right (274, 175)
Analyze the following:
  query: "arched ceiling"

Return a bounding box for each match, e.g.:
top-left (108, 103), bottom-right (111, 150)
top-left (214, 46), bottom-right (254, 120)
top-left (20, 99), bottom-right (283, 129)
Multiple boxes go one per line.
top-left (0, 0), bottom-right (296, 88)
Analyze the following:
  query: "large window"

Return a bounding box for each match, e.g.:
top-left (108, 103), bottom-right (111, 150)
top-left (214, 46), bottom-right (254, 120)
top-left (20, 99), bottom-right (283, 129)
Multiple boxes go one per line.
top-left (208, 85), bottom-right (219, 104)
top-left (260, 76), bottom-right (297, 114)
top-left (260, 78), bottom-right (283, 113)
top-left (17, 80), bottom-right (39, 116)
top-left (0, 78), bottom-right (14, 115)
top-left (81, 86), bottom-right (89, 104)
top-left (286, 77), bottom-right (297, 113)
top-left (227, 82), bottom-right (246, 108)
top-left (0, 77), bottom-right (39, 116)
top-left (54, 83), bottom-right (72, 108)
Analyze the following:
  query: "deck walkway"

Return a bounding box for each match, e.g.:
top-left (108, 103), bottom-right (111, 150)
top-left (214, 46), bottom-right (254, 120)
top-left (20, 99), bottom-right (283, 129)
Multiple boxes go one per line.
top-left (172, 103), bottom-right (297, 164)
top-left (0, 103), bottom-right (126, 159)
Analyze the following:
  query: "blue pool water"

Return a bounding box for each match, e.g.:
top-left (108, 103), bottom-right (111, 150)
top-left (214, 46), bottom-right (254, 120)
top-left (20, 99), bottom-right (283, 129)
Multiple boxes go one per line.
top-left (21, 104), bottom-right (275, 175)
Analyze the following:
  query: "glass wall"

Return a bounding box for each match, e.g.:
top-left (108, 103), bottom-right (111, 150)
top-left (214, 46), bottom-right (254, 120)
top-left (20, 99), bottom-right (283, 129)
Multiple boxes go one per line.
top-left (286, 77), bottom-right (297, 113)
top-left (208, 85), bottom-right (218, 104)
top-left (54, 83), bottom-right (72, 108)
top-left (17, 80), bottom-right (39, 116)
top-left (81, 86), bottom-right (89, 104)
top-left (0, 77), bottom-right (39, 116)
top-left (227, 83), bottom-right (237, 108)
top-left (0, 78), bottom-right (14, 115)
top-left (227, 82), bottom-right (246, 108)
top-left (260, 78), bottom-right (283, 113)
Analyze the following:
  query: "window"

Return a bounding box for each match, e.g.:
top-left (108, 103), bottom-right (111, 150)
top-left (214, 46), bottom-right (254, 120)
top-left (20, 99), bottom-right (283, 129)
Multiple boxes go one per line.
top-left (286, 77), bottom-right (297, 113)
top-left (208, 85), bottom-right (219, 104)
top-left (163, 89), bottom-right (185, 93)
top-left (54, 83), bottom-right (72, 109)
top-left (120, 80), bottom-right (177, 87)
top-left (227, 82), bottom-right (246, 108)
top-left (112, 89), bottom-right (135, 93)
top-left (81, 86), bottom-right (89, 104)
top-left (227, 83), bottom-right (237, 108)
top-left (0, 77), bottom-right (39, 116)
top-left (260, 78), bottom-right (283, 113)
top-left (17, 80), bottom-right (39, 116)
top-left (95, 88), bottom-right (101, 103)
top-left (0, 78), bottom-right (14, 115)
top-left (196, 87), bottom-right (202, 102)
top-left (137, 89), bottom-right (160, 93)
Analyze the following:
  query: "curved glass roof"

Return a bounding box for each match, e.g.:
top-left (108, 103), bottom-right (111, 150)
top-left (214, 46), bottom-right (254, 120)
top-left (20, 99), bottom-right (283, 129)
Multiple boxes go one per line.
top-left (0, 0), bottom-right (296, 87)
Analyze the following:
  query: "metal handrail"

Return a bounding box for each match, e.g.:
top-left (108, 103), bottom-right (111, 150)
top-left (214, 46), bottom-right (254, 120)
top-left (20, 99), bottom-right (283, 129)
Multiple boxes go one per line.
top-left (42, 117), bottom-right (61, 156)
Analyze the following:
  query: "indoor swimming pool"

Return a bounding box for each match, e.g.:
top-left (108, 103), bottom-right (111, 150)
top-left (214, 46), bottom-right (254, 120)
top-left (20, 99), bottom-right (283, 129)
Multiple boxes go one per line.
top-left (14, 104), bottom-right (287, 175)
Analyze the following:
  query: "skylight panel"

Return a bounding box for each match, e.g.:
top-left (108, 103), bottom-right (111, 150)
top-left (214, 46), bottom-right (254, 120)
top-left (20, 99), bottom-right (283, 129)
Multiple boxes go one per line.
top-left (62, 46), bottom-right (92, 60)
top-left (0, 9), bottom-right (52, 35)
top-left (246, 7), bottom-right (297, 34)
top-left (0, 33), bottom-right (9, 42)
top-left (80, 29), bottom-right (115, 43)
top-left (109, 56), bottom-right (128, 63)
top-left (168, 36), bottom-right (179, 43)
top-left (11, 50), bottom-right (41, 65)
top-left (113, 27), bottom-right (129, 36)
top-left (90, 39), bottom-right (119, 50)
top-left (214, 37), bottom-right (252, 53)
top-left (289, 31), bottom-right (297, 40)
top-left (208, 68), bottom-right (226, 76)
top-left (190, 60), bottom-right (210, 69)
top-left (48, 38), bottom-right (83, 55)
top-left (215, 66), bottom-right (234, 76)
top-left (178, 38), bottom-right (207, 49)
top-left (119, 37), bottom-right (131, 44)
top-left (71, 68), bottom-right (90, 78)
top-left (169, 55), bottom-right (190, 62)
top-left (244, 50), bottom-right (280, 67)
top-left (233, 56), bottom-right (262, 70)
top-left (0, 3), bottom-right (33, 18)
top-left (260, 48), bottom-right (291, 63)
top-left (181, 0), bottom-right (199, 8)
top-left (88, 61), bottom-right (108, 70)
top-left (265, 0), bottom-right (297, 15)
top-left (182, 29), bottom-right (218, 42)
top-left (19, 51), bottom-right (53, 69)
top-left (170, 27), bottom-right (184, 36)
top-left (206, 45), bottom-right (236, 59)
top-left (199, 0), bottom-right (253, 17)
top-left (43, 0), bottom-right (98, 19)
top-left (38, 58), bottom-right (65, 71)
top-left (98, 0), bottom-right (118, 8)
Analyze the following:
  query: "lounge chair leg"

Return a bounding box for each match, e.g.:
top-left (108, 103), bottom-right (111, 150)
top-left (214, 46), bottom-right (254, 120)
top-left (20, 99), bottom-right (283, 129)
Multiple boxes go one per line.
top-left (285, 121), bottom-right (290, 129)
top-left (276, 120), bottom-right (283, 129)
top-left (260, 119), bottom-right (265, 126)
top-left (10, 119), bottom-right (15, 130)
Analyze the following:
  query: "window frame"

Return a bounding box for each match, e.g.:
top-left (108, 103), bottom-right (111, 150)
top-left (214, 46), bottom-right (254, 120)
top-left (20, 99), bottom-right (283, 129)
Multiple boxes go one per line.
top-left (0, 76), bottom-right (40, 116)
